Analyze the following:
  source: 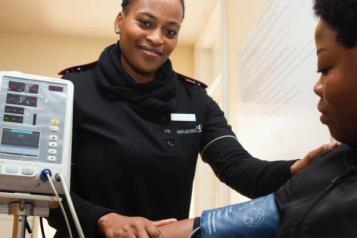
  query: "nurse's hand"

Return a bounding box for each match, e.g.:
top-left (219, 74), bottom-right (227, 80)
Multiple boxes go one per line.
top-left (290, 142), bottom-right (339, 174)
top-left (97, 212), bottom-right (176, 238)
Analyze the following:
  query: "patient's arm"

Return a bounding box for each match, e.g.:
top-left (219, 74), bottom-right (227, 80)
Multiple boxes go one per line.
top-left (159, 193), bottom-right (279, 238)
top-left (159, 218), bottom-right (194, 238)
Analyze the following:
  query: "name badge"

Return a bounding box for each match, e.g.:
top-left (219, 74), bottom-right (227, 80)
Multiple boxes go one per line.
top-left (170, 113), bottom-right (196, 122)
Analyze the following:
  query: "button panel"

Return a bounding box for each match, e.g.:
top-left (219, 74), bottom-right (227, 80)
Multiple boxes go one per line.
top-left (49, 142), bottom-right (58, 148)
top-left (49, 126), bottom-right (59, 132)
top-left (48, 149), bottom-right (57, 155)
top-left (47, 156), bottom-right (57, 162)
top-left (50, 119), bottom-right (60, 126)
top-left (0, 165), bottom-right (36, 177)
top-left (5, 165), bottom-right (19, 174)
top-left (21, 167), bottom-right (36, 176)
top-left (48, 120), bottom-right (60, 161)
top-left (49, 135), bottom-right (58, 140)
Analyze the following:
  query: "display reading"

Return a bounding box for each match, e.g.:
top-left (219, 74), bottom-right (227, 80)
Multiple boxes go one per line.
top-left (5, 106), bottom-right (25, 115)
top-left (0, 128), bottom-right (40, 157)
top-left (49, 85), bottom-right (64, 92)
top-left (8, 81), bottom-right (25, 92)
top-left (8, 81), bottom-right (39, 94)
top-left (6, 93), bottom-right (38, 107)
top-left (1, 128), bottom-right (40, 148)
top-left (29, 84), bottom-right (39, 94)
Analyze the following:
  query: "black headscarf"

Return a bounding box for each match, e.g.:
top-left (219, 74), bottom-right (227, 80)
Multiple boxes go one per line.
top-left (95, 43), bottom-right (177, 115)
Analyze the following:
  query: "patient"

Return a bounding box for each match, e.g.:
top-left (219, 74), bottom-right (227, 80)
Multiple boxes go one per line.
top-left (157, 0), bottom-right (357, 237)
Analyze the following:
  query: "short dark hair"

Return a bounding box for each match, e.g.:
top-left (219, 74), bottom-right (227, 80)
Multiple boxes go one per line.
top-left (121, 0), bottom-right (185, 18)
top-left (313, 0), bottom-right (357, 48)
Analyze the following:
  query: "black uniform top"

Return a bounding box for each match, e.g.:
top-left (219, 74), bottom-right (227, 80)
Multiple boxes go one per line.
top-left (275, 144), bottom-right (357, 238)
top-left (49, 44), bottom-right (293, 237)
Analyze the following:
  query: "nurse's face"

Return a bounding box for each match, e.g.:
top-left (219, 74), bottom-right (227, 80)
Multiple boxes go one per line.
top-left (115, 0), bottom-right (183, 82)
top-left (314, 19), bottom-right (357, 145)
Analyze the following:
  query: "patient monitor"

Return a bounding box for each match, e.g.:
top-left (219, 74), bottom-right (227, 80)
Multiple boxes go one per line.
top-left (0, 71), bottom-right (73, 194)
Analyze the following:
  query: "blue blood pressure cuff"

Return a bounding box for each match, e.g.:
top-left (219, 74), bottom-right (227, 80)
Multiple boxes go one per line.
top-left (200, 193), bottom-right (279, 238)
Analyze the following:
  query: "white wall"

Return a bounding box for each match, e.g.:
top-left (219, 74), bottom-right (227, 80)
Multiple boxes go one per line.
top-left (191, 0), bottom-right (329, 212)
top-left (225, 0), bottom-right (331, 203)
top-left (190, 0), bottom-right (271, 214)
top-left (191, 0), bottom-right (267, 215)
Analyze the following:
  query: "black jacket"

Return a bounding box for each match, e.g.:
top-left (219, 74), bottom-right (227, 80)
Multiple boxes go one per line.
top-left (49, 44), bottom-right (293, 237)
top-left (275, 144), bottom-right (357, 238)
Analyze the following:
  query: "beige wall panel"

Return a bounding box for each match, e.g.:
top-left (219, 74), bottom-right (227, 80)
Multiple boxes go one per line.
top-left (0, 33), bottom-right (193, 78)
top-left (171, 45), bottom-right (194, 77)
top-left (0, 33), bottom-right (114, 77)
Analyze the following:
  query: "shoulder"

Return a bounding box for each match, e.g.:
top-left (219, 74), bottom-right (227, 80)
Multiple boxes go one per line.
top-left (176, 73), bottom-right (207, 89)
top-left (316, 144), bottom-right (355, 164)
top-left (58, 61), bottom-right (98, 76)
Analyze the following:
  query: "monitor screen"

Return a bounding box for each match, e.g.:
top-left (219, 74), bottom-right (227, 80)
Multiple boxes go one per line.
top-left (0, 128), bottom-right (40, 157)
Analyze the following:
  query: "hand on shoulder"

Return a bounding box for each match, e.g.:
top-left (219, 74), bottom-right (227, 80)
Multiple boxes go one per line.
top-left (290, 142), bottom-right (340, 174)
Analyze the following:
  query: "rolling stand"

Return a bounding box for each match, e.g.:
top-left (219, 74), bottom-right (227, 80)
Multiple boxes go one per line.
top-left (0, 192), bottom-right (59, 238)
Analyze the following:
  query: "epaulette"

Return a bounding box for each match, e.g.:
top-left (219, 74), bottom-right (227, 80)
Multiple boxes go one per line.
top-left (176, 73), bottom-right (207, 89)
top-left (58, 61), bottom-right (98, 76)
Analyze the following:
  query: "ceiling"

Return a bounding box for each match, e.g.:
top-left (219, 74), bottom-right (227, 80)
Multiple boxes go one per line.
top-left (0, 0), bottom-right (217, 46)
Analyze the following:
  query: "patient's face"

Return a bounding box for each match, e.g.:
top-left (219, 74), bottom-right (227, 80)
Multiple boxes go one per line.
top-left (314, 19), bottom-right (357, 145)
